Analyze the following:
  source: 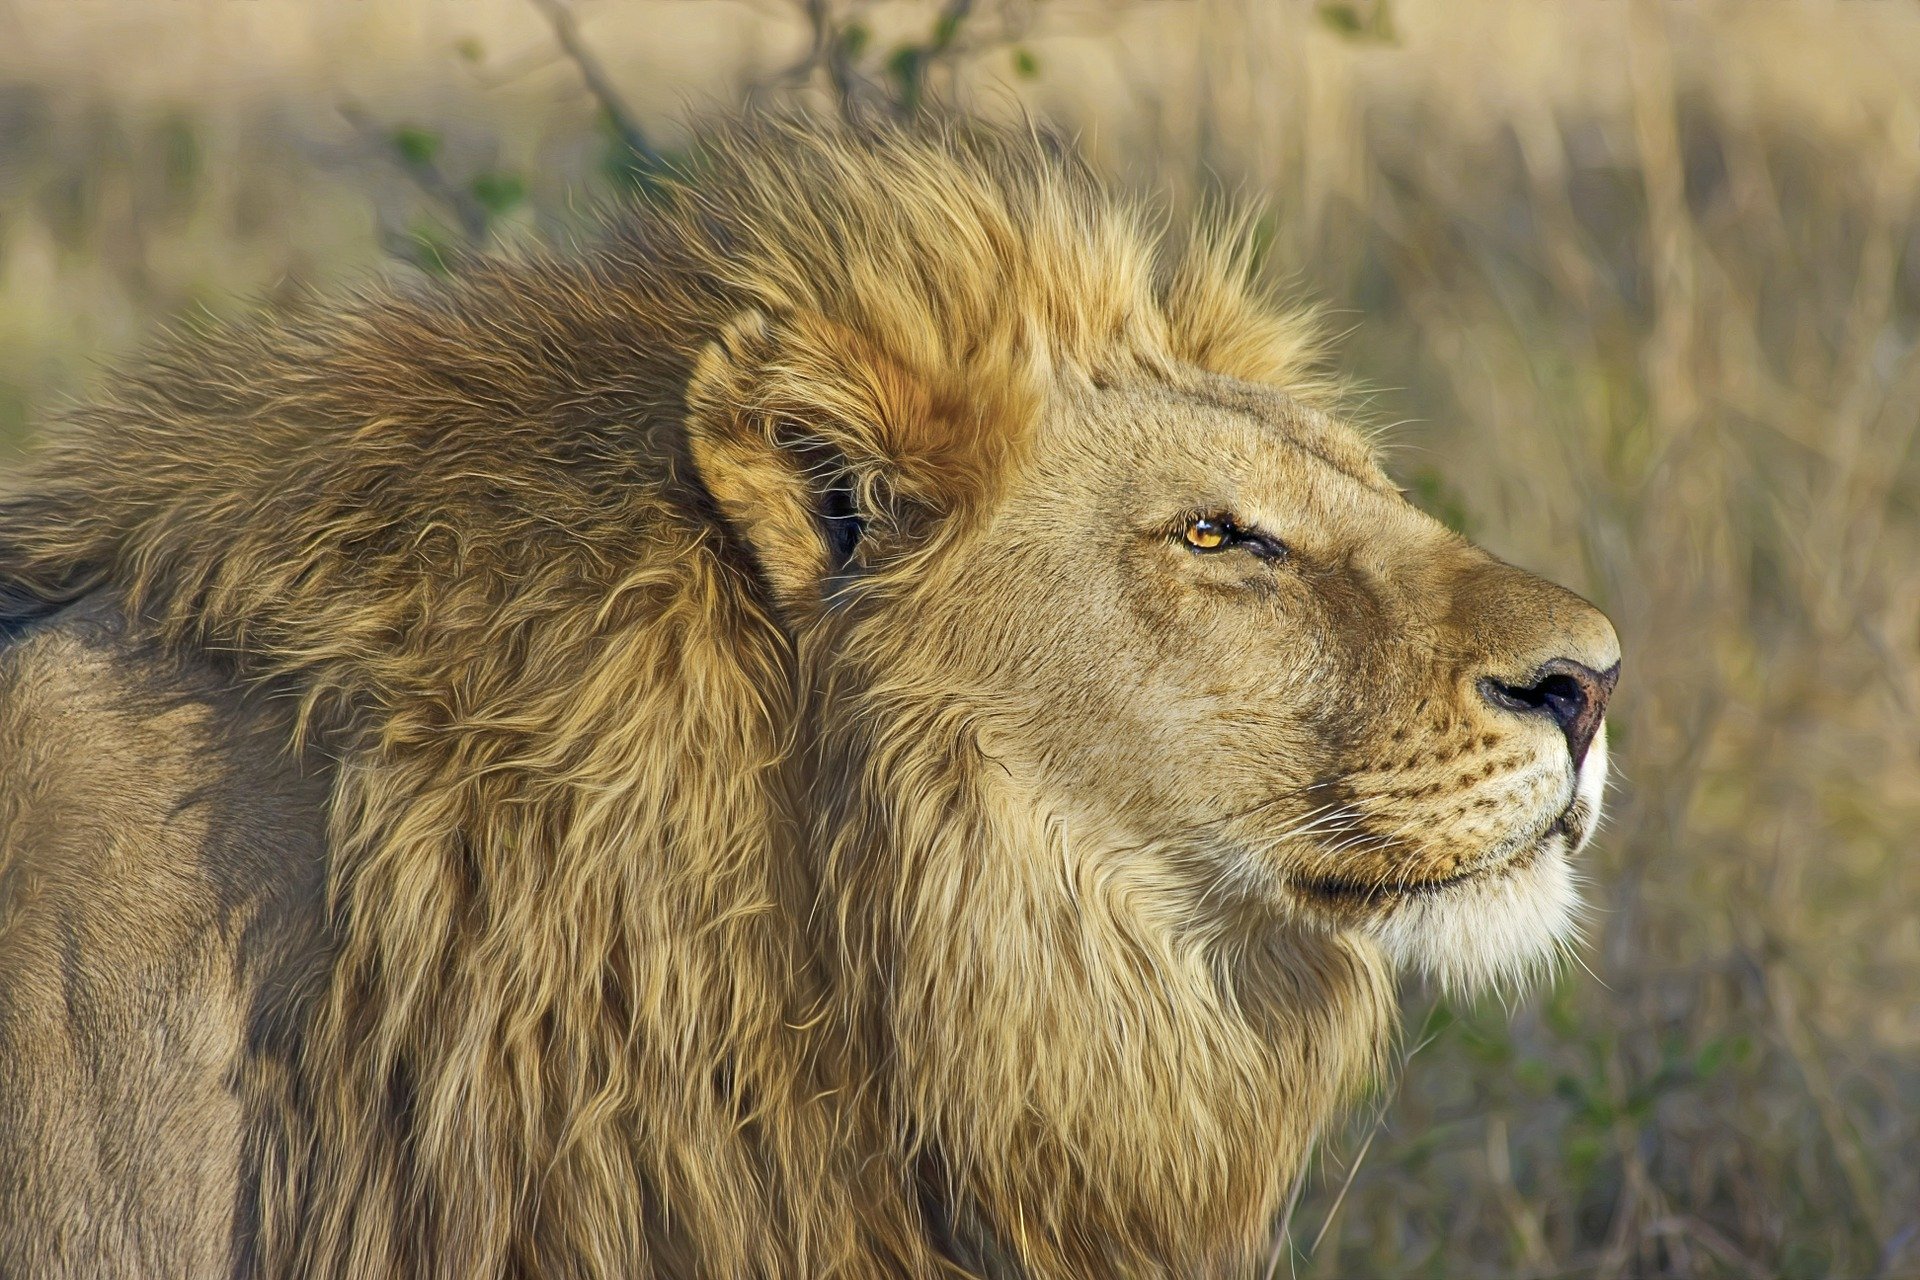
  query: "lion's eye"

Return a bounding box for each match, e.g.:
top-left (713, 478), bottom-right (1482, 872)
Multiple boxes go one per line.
top-left (1178, 512), bottom-right (1288, 562)
top-left (1183, 515), bottom-right (1233, 551)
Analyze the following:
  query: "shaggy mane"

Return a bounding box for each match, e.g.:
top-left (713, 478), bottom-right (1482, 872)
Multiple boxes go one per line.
top-left (0, 115), bottom-right (1386, 1278)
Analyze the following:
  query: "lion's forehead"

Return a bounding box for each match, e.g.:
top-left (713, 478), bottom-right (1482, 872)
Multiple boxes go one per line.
top-left (1032, 374), bottom-right (1396, 511)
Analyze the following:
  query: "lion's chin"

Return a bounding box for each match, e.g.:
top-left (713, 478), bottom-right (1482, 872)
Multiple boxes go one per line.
top-left (1359, 728), bottom-right (1607, 996)
top-left (1359, 833), bottom-right (1581, 994)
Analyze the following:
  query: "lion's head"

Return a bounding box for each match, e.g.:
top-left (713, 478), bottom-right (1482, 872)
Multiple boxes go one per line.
top-left (0, 117), bottom-right (1616, 1278)
top-left (700, 329), bottom-right (1617, 982)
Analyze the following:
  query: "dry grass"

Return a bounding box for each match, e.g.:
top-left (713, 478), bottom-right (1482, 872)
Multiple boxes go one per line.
top-left (1, 1), bottom-right (1916, 1275)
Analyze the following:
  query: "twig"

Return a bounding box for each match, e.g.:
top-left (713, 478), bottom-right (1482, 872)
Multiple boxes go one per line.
top-left (1641, 1216), bottom-right (1773, 1280)
top-left (1264, 1002), bottom-right (1445, 1277)
top-left (337, 102), bottom-right (490, 242)
top-left (1262, 1123), bottom-right (1318, 1280)
top-left (1305, 1107), bottom-right (1383, 1256)
top-left (524, 0), bottom-right (660, 168)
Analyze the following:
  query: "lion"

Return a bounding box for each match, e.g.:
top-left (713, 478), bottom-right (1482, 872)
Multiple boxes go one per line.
top-left (0, 116), bottom-right (1618, 1279)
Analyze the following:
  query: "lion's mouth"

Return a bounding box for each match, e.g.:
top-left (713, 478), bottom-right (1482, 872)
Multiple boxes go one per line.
top-left (1289, 801), bottom-right (1586, 906)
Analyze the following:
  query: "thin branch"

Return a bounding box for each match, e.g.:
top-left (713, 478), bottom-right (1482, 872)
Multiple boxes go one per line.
top-left (809, 0), bottom-right (867, 120)
top-left (337, 102), bottom-right (491, 242)
top-left (934, 0), bottom-right (976, 49)
top-left (524, 0), bottom-right (660, 168)
top-left (1262, 1122), bottom-right (1318, 1280)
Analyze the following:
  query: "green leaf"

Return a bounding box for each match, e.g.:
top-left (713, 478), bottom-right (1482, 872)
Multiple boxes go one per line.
top-left (1011, 47), bottom-right (1040, 80)
top-left (158, 115), bottom-right (200, 196)
top-left (1317, 0), bottom-right (1398, 43)
top-left (1407, 466), bottom-right (1474, 536)
top-left (1319, 3), bottom-right (1364, 35)
top-left (1566, 1132), bottom-right (1604, 1178)
top-left (1245, 210), bottom-right (1279, 272)
top-left (0, 380), bottom-right (28, 452)
top-left (931, 9), bottom-right (963, 50)
top-left (390, 126), bottom-right (442, 168)
top-left (887, 45), bottom-right (926, 113)
top-left (597, 110), bottom-right (669, 195)
top-left (1542, 982), bottom-right (1580, 1038)
top-left (470, 171), bottom-right (527, 217)
top-left (1457, 1013), bottom-right (1514, 1065)
top-left (406, 219), bottom-right (457, 276)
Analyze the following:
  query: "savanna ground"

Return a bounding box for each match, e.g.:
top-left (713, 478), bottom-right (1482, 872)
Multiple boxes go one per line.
top-left (1, 1), bottom-right (1916, 1276)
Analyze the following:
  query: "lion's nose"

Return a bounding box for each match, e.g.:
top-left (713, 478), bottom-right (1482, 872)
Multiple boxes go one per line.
top-left (1480, 659), bottom-right (1618, 768)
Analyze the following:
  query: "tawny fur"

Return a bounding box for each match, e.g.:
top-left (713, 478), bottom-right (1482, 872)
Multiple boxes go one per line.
top-left (0, 116), bottom-right (1614, 1278)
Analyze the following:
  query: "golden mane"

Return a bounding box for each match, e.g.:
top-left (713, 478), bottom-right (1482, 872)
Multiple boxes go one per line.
top-left (0, 116), bottom-right (1389, 1277)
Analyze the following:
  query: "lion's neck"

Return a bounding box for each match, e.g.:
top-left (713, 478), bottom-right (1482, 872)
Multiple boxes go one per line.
top-left (823, 736), bottom-right (1395, 1276)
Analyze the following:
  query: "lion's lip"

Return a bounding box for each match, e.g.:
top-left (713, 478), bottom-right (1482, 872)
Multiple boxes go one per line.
top-left (1289, 864), bottom-right (1488, 903)
top-left (1288, 805), bottom-right (1579, 905)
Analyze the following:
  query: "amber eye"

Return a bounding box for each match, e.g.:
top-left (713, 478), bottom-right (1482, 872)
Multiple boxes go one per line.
top-left (1183, 514), bottom-right (1234, 551)
top-left (1178, 512), bottom-right (1288, 562)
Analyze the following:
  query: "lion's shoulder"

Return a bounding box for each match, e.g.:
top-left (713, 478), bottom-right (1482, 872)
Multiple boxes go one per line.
top-left (0, 598), bottom-right (334, 1277)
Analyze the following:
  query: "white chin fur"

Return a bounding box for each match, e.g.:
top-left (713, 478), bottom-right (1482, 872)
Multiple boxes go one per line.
top-left (1363, 726), bottom-right (1607, 996)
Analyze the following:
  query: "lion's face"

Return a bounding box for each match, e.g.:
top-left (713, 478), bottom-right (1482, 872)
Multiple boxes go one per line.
top-left (883, 368), bottom-right (1619, 992)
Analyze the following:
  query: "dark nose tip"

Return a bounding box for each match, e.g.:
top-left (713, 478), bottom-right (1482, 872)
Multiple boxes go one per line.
top-left (1480, 658), bottom-right (1619, 768)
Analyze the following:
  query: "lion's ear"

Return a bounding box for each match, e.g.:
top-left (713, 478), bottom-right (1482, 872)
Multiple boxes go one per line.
top-left (685, 310), bottom-right (874, 616)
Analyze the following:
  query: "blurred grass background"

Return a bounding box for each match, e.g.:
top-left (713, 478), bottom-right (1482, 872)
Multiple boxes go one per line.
top-left (2, 1), bottom-right (1916, 1275)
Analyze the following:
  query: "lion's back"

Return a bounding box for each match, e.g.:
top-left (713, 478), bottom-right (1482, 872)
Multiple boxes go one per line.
top-left (0, 598), bottom-right (334, 1279)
